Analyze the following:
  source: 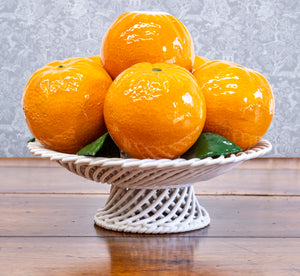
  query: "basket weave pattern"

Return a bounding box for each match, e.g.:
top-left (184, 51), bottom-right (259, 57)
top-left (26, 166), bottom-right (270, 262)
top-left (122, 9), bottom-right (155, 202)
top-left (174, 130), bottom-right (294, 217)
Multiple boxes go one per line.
top-left (28, 140), bottom-right (272, 233)
top-left (94, 185), bottom-right (209, 233)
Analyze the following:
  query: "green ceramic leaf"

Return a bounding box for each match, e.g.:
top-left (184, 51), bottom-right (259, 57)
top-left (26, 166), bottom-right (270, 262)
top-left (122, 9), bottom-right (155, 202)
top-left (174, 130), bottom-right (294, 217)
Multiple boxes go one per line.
top-left (77, 132), bottom-right (120, 157)
top-left (27, 137), bottom-right (35, 143)
top-left (182, 132), bottom-right (242, 159)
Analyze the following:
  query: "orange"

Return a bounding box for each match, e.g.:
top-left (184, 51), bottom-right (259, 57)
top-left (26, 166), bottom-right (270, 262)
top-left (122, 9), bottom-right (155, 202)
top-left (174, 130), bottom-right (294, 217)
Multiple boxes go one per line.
top-left (88, 55), bottom-right (103, 67)
top-left (104, 62), bottom-right (206, 159)
top-left (101, 11), bottom-right (195, 79)
top-left (23, 57), bottom-right (112, 153)
top-left (193, 60), bottom-right (275, 150)
top-left (192, 56), bottom-right (210, 72)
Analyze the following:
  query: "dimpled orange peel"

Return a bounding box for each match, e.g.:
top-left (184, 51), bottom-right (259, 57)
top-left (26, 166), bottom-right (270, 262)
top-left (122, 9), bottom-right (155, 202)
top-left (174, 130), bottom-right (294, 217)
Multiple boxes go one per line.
top-left (23, 57), bottom-right (112, 153)
top-left (88, 55), bottom-right (103, 67)
top-left (193, 60), bottom-right (275, 150)
top-left (100, 11), bottom-right (195, 79)
top-left (104, 62), bottom-right (206, 159)
top-left (192, 56), bottom-right (210, 72)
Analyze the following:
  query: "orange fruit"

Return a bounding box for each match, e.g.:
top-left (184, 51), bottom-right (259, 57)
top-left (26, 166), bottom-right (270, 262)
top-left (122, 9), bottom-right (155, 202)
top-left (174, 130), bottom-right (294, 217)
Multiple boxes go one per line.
top-left (101, 11), bottom-right (195, 79)
top-left (193, 60), bottom-right (275, 150)
top-left (192, 56), bottom-right (210, 72)
top-left (104, 62), bottom-right (206, 159)
top-left (88, 55), bottom-right (103, 67)
top-left (23, 57), bottom-right (112, 153)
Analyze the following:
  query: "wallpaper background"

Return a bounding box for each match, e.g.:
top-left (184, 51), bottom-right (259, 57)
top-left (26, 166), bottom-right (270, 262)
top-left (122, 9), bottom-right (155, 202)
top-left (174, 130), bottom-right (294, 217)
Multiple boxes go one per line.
top-left (0, 0), bottom-right (299, 157)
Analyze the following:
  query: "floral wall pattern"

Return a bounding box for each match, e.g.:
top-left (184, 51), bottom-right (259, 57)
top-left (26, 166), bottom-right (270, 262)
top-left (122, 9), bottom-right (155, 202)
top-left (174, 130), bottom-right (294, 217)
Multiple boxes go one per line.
top-left (0, 0), bottom-right (299, 157)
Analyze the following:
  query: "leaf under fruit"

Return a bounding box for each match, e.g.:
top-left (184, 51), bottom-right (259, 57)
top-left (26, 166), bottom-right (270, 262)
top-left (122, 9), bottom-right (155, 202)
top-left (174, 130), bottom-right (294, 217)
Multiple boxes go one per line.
top-left (182, 132), bottom-right (242, 159)
top-left (27, 137), bottom-right (36, 143)
top-left (77, 133), bottom-right (120, 157)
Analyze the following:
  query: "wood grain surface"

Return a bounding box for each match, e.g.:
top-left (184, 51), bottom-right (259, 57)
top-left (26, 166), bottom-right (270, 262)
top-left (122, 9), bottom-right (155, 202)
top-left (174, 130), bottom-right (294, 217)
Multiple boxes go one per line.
top-left (1, 165), bottom-right (299, 195)
top-left (0, 158), bottom-right (299, 275)
top-left (0, 194), bottom-right (299, 237)
top-left (1, 237), bottom-right (299, 276)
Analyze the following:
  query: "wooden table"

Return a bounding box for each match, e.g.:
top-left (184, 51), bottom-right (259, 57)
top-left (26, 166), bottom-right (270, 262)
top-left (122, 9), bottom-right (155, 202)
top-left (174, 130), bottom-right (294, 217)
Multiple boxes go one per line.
top-left (0, 158), bottom-right (299, 275)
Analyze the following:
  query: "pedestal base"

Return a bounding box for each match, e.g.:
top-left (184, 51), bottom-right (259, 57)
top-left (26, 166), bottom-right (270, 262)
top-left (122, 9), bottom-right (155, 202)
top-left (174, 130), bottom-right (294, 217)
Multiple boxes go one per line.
top-left (28, 140), bottom-right (272, 234)
top-left (94, 185), bottom-right (210, 234)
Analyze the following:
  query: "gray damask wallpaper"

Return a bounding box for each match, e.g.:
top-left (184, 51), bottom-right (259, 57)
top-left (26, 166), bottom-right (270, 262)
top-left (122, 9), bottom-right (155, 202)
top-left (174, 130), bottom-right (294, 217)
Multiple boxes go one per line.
top-left (0, 0), bottom-right (299, 157)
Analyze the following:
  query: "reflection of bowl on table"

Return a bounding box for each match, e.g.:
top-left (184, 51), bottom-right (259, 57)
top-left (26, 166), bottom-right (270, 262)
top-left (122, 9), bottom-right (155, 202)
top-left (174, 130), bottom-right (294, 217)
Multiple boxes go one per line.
top-left (106, 234), bottom-right (204, 274)
top-left (28, 140), bottom-right (271, 234)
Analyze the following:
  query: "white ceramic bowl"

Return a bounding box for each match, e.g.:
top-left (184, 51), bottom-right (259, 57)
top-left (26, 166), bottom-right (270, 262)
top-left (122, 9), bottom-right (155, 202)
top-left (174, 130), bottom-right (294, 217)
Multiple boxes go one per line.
top-left (28, 139), bottom-right (272, 234)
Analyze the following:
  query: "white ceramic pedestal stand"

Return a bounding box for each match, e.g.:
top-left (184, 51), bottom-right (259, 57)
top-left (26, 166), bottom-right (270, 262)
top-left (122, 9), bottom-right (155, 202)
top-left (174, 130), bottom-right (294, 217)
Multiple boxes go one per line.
top-left (28, 140), bottom-right (272, 234)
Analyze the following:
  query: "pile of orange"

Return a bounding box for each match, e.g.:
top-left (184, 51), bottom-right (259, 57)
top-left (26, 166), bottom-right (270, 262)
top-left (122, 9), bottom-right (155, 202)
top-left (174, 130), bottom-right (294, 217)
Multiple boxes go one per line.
top-left (23, 11), bottom-right (274, 159)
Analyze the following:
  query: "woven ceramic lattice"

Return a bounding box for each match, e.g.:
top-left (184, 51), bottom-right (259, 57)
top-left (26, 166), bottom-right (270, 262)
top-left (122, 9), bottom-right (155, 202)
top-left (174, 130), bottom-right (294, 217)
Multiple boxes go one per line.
top-left (28, 140), bottom-right (271, 189)
top-left (28, 139), bottom-right (272, 233)
top-left (94, 185), bottom-right (210, 233)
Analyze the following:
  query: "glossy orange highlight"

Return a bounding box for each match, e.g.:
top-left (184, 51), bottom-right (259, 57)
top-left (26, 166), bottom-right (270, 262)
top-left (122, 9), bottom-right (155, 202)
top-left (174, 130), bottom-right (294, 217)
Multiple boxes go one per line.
top-left (193, 60), bottom-right (275, 150)
top-left (22, 57), bottom-right (112, 153)
top-left (104, 62), bottom-right (206, 159)
top-left (101, 11), bottom-right (195, 79)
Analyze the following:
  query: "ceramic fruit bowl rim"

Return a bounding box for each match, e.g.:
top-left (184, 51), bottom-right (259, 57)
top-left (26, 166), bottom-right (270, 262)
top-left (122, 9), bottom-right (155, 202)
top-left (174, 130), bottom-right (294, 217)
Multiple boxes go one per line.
top-left (27, 139), bottom-right (272, 234)
top-left (28, 139), bottom-right (271, 171)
